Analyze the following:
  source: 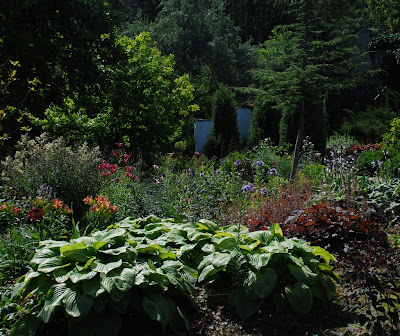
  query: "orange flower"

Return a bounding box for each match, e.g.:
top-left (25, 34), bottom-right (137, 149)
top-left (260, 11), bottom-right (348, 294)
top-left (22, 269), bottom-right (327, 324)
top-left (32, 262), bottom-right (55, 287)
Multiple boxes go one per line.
top-left (91, 204), bottom-right (100, 213)
top-left (63, 204), bottom-right (72, 214)
top-left (83, 196), bottom-right (94, 205)
top-left (0, 203), bottom-right (8, 211)
top-left (51, 198), bottom-right (63, 210)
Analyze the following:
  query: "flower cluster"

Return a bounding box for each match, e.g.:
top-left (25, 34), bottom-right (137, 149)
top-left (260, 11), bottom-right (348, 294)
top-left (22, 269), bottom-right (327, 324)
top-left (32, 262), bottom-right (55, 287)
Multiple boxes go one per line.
top-left (83, 195), bottom-right (118, 218)
top-left (242, 182), bottom-right (255, 193)
top-left (50, 199), bottom-right (72, 214)
top-left (1, 196), bottom-right (72, 224)
top-left (27, 208), bottom-right (45, 222)
top-left (0, 202), bottom-right (22, 215)
top-left (98, 160), bottom-right (118, 177)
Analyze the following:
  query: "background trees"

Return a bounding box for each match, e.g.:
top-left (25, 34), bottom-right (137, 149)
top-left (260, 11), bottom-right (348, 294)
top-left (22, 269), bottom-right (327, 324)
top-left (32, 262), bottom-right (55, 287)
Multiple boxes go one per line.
top-left (1, 0), bottom-right (399, 159)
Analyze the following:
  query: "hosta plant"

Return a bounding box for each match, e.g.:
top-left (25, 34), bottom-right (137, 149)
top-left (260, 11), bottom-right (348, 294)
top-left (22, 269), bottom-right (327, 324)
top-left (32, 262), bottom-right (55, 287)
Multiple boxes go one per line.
top-left (11, 216), bottom-right (339, 335)
top-left (11, 221), bottom-right (198, 336)
top-left (117, 216), bottom-right (339, 319)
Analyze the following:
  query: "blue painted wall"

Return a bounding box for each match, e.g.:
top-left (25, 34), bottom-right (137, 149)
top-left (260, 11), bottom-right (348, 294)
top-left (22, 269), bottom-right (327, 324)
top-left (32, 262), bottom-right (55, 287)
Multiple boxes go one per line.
top-left (194, 108), bottom-right (251, 152)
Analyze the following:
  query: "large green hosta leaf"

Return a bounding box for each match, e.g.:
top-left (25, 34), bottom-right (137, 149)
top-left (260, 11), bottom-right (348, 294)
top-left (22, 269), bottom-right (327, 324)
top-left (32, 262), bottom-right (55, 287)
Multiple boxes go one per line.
top-left (38, 283), bottom-right (68, 323)
top-left (285, 282), bottom-right (313, 314)
top-left (63, 287), bottom-right (94, 318)
top-left (230, 289), bottom-right (263, 321)
top-left (11, 313), bottom-right (39, 336)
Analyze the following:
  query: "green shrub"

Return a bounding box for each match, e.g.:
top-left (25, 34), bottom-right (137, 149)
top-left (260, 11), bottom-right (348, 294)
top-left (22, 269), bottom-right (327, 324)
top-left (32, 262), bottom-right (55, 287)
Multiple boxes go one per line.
top-left (325, 133), bottom-right (357, 153)
top-left (11, 216), bottom-right (338, 335)
top-left (250, 138), bottom-right (292, 181)
top-left (356, 150), bottom-right (384, 176)
top-left (1, 134), bottom-right (102, 218)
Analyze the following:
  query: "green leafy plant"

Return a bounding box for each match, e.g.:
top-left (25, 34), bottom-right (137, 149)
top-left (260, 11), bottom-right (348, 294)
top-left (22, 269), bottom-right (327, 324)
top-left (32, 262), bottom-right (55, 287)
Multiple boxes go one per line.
top-left (118, 217), bottom-right (339, 319)
top-left (1, 134), bottom-right (102, 218)
top-left (11, 219), bottom-right (198, 336)
top-left (11, 215), bottom-right (338, 335)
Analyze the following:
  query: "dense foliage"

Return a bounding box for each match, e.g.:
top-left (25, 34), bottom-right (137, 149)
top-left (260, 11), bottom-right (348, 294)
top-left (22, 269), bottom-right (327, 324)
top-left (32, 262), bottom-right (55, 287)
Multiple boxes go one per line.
top-left (10, 216), bottom-right (337, 335)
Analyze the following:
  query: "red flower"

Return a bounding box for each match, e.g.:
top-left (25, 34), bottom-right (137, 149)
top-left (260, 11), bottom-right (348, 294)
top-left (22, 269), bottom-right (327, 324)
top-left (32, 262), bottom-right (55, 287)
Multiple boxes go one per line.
top-left (12, 205), bottom-right (22, 215)
top-left (184, 198), bottom-right (189, 203)
top-left (27, 208), bottom-right (45, 222)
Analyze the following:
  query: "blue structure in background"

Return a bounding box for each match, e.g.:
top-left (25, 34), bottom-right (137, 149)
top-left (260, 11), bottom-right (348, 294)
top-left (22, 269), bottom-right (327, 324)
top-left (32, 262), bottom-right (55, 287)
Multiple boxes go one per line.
top-left (194, 108), bottom-right (251, 152)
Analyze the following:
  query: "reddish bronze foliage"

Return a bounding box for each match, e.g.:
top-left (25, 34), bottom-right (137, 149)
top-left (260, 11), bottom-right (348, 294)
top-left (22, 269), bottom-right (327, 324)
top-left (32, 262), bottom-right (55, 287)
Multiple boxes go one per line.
top-left (243, 184), bottom-right (312, 231)
top-left (281, 203), bottom-right (388, 252)
top-left (346, 143), bottom-right (382, 156)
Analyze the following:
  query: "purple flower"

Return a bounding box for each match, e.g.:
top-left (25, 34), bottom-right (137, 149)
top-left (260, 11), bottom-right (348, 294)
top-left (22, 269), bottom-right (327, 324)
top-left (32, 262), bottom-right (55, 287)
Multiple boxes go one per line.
top-left (241, 182), bottom-right (255, 193)
top-left (234, 159), bottom-right (241, 166)
top-left (258, 187), bottom-right (267, 195)
top-left (269, 168), bottom-right (278, 175)
top-left (256, 160), bottom-right (264, 166)
top-left (215, 170), bottom-right (222, 175)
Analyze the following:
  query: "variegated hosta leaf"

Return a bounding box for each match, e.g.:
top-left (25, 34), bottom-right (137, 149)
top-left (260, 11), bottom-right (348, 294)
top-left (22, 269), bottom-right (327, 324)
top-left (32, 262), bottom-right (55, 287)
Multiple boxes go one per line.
top-left (198, 252), bottom-right (231, 270)
top-left (99, 245), bottom-right (128, 255)
top-left (30, 248), bottom-right (57, 265)
top-left (99, 273), bottom-right (124, 301)
top-left (69, 268), bottom-right (97, 284)
top-left (91, 228), bottom-right (126, 243)
top-left (247, 253), bottom-right (272, 270)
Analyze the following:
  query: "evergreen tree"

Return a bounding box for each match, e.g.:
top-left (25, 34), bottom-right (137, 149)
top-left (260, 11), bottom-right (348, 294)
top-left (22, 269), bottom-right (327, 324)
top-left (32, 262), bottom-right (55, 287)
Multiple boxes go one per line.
top-left (250, 0), bottom-right (359, 177)
top-left (248, 94), bottom-right (280, 148)
top-left (203, 86), bottom-right (240, 157)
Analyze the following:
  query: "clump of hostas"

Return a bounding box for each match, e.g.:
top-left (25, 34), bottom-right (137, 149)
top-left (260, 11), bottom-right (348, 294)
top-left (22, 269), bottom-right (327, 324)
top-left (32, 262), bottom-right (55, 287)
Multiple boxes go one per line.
top-left (281, 203), bottom-right (388, 253)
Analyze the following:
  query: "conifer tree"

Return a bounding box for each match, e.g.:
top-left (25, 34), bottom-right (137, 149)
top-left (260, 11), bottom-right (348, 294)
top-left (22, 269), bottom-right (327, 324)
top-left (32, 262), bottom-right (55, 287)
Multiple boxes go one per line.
top-left (250, 0), bottom-right (359, 177)
top-left (203, 86), bottom-right (240, 157)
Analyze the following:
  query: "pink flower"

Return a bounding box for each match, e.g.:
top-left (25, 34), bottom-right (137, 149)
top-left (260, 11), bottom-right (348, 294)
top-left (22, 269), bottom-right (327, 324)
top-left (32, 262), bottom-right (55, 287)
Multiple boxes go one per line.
top-left (112, 150), bottom-right (119, 157)
top-left (316, 153), bottom-right (321, 157)
top-left (115, 142), bottom-right (123, 148)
